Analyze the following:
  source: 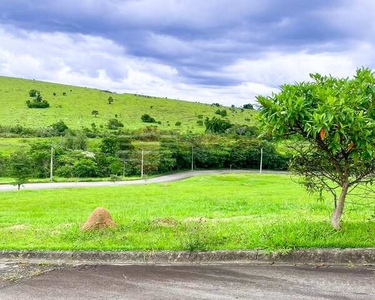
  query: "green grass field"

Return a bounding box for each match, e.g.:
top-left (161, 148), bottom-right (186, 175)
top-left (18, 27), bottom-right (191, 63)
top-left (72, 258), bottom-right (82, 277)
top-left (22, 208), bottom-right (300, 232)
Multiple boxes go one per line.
top-left (0, 76), bottom-right (255, 132)
top-left (0, 174), bottom-right (373, 251)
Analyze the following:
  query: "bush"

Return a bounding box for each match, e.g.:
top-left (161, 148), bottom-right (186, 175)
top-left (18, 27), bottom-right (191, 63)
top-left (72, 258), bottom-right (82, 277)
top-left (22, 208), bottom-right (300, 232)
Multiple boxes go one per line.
top-left (204, 117), bottom-right (232, 134)
top-left (141, 114), bottom-right (157, 123)
top-left (175, 121), bottom-right (182, 126)
top-left (29, 89), bottom-right (40, 97)
top-left (55, 165), bottom-right (74, 178)
top-left (50, 121), bottom-right (69, 136)
top-left (107, 118), bottom-right (124, 130)
top-left (26, 100), bottom-right (50, 108)
top-left (73, 158), bottom-right (98, 177)
top-left (26, 90), bottom-right (49, 108)
top-left (215, 109), bottom-right (227, 117)
top-left (243, 103), bottom-right (254, 110)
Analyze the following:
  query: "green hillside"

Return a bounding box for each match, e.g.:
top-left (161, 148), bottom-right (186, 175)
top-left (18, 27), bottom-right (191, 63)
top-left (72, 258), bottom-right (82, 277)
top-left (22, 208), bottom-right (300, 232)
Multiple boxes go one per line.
top-left (0, 76), bottom-right (255, 132)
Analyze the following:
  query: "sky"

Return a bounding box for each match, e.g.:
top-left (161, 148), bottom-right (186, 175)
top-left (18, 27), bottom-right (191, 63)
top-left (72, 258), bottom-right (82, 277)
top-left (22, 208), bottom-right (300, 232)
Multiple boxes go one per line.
top-left (0, 0), bottom-right (374, 106)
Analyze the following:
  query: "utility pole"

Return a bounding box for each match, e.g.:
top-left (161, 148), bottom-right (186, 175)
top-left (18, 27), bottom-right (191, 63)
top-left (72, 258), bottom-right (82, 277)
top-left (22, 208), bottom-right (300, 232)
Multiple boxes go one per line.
top-left (191, 146), bottom-right (194, 171)
top-left (50, 146), bottom-right (54, 182)
top-left (260, 147), bottom-right (263, 174)
top-left (141, 149), bottom-right (144, 179)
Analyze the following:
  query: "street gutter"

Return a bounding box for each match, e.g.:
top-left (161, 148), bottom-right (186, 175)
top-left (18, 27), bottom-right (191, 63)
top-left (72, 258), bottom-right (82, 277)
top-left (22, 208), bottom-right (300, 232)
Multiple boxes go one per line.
top-left (0, 248), bottom-right (374, 265)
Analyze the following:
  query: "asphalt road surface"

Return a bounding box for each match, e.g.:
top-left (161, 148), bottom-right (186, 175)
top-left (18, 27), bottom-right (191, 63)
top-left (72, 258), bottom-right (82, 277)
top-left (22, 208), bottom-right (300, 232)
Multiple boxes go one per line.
top-left (0, 263), bottom-right (374, 299)
top-left (0, 170), bottom-right (286, 192)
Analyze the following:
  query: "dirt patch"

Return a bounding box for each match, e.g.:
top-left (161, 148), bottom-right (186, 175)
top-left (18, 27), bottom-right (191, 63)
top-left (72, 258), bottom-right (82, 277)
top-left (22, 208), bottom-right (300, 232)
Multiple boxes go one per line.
top-left (152, 217), bottom-right (179, 227)
top-left (6, 225), bottom-right (29, 230)
top-left (184, 217), bottom-right (209, 223)
top-left (81, 207), bottom-right (117, 231)
top-left (184, 216), bottom-right (255, 223)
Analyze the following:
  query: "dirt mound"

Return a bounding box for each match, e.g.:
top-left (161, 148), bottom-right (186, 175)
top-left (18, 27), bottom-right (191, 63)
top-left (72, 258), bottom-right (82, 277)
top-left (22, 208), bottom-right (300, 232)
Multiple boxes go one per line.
top-left (81, 207), bottom-right (117, 231)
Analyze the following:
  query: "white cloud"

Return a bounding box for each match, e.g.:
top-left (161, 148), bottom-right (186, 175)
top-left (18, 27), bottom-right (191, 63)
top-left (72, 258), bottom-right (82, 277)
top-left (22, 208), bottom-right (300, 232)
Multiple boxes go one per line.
top-left (0, 24), bottom-right (373, 107)
top-left (0, 25), bottom-right (274, 106)
top-left (223, 52), bottom-right (358, 87)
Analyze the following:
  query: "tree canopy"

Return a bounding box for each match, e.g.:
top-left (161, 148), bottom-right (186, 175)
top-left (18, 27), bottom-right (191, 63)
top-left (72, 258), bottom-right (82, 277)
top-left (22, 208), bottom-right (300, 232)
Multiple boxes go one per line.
top-left (257, 68), bottom-right (375, 229)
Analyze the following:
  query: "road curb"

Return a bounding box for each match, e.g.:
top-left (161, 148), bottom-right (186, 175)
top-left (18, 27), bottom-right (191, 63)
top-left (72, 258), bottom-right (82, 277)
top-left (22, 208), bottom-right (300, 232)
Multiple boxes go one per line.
top-left (0, 248), bottom-right (374, 265)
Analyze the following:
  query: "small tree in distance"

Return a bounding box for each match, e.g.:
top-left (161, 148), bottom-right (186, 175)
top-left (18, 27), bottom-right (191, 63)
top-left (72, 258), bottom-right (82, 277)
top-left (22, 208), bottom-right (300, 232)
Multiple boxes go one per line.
top-left (243, 103), bottom-right (254, 110)
top-left (92, 110), bottom-right (99, 117)
top-left (257, 68), bottom-right (375, 229)
top-left (9, 150), bottom-right (32, 190)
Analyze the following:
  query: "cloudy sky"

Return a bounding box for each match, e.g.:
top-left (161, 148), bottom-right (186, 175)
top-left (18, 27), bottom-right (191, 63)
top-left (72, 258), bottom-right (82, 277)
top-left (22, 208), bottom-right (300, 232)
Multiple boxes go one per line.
top-left (0, 0), bottom-right (374, 106)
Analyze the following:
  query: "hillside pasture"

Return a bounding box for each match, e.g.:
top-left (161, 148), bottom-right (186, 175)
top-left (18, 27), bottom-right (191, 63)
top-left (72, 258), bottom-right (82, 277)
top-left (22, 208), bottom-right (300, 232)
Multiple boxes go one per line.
top-left (0, 76), bottom-right (255, 133)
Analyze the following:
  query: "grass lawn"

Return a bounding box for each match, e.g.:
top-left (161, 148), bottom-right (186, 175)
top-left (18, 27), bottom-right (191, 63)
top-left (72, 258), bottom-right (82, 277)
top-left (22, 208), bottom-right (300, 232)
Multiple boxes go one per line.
top-left (0, 174), bottom-right (373, 251)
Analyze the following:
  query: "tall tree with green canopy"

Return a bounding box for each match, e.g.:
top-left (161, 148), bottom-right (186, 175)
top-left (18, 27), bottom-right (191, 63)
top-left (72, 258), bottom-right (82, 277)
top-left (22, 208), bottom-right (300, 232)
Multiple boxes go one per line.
top-left (257, 68), bottom-right (375, 229)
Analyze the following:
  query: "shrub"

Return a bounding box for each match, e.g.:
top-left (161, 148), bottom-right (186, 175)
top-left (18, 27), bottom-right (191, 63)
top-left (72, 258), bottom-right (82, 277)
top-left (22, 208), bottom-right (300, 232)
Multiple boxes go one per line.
top-left (204, 117), bottom-right (232, 134)
top-left (26, 99), bottom-right (50, 109)
top-left (141, 114), bottom-right (157, 123)
top-left (73, 158), bottom-right (98, 177)
top-left (107, 118), bottom-right (124, 130)
top-left (243, 103), bottom-right (254, 110)
top-left (50, 120), bottom-right (69, 136)
top-left (29, 89), bottom-right (39, 97)
top-left (175, 121), bottom-right (182, 126)
top-left (215, 109), bottom-right (227, 117)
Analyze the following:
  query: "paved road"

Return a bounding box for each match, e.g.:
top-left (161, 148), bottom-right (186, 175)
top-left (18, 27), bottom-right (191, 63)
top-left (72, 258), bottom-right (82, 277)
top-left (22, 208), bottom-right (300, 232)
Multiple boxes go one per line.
top-left (0, 170), bottom-right (286, 192)
top-left (0, 263), bottom-right (374, 299)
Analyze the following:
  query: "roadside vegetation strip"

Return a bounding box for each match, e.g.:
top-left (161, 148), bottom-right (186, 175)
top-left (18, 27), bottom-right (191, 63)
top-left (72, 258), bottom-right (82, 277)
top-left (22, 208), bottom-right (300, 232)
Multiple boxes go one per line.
top-left (0, 174), bottom-right (373, 251)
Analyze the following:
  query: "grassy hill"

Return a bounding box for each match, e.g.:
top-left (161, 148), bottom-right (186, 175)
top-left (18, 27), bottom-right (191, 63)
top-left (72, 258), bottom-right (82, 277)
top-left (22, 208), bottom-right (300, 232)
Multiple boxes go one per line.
top-left (0, 76), bottom-right (256, 133)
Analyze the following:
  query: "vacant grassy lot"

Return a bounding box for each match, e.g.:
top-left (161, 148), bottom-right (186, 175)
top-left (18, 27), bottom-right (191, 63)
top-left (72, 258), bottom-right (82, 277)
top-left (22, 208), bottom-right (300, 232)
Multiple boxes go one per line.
top-left (0, 174), bottom-right (373, 251)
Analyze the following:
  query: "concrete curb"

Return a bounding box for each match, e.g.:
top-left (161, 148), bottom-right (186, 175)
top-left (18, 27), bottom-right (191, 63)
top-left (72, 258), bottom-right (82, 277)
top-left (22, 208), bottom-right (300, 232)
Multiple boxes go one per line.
top-left (0, 249), bottom-right (374, 265)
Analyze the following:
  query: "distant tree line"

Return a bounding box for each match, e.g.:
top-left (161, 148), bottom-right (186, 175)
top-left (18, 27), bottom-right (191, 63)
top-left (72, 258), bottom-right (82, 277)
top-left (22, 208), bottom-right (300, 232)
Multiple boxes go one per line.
top-left (0, 133), bottom-right (290, 181)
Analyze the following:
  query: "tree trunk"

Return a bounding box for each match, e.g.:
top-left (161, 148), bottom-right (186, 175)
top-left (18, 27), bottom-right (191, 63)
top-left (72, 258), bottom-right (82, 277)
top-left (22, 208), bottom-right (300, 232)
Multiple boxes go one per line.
top-left (331, 181), bottom-right (349, 229)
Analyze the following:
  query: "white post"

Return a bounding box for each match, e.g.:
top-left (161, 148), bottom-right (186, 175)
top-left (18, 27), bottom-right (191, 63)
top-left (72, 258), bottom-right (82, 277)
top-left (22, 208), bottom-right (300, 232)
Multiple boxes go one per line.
top-left (191, 146), bottom-right (194, 171)
top-left (260, 147), bottom-right (263, 174)
top-left (50, 146), bottom-right (54, 181)
top-left (141, 149), bottom-right (144, 179)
